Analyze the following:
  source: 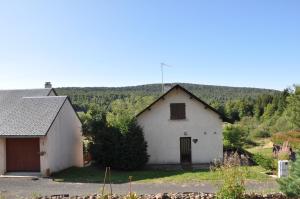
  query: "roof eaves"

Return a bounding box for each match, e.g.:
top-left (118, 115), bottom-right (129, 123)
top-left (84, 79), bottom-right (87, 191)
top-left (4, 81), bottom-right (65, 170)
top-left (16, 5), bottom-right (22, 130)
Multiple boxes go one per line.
top-left (136, 84), bottom-right (232, 123)
top-left (44, 96), bottom-right (82, 136)
top-left (136, 84), bottom-right (177, 117)
top-left (66, 96), bottom-right (83, 124)
top-left (44, 97), bottom-right (68, 136)
top-left (49, 88), bottom-right (58, 96)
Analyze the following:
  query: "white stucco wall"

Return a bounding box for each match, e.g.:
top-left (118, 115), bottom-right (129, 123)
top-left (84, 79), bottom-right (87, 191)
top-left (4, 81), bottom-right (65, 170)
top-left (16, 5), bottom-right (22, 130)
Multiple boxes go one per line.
top-left (137, 89), bottom-right (223, 164)
top-left (0, 138), bottom-right (5, 174)
top-left (41, 100), bottom-right (83, 175)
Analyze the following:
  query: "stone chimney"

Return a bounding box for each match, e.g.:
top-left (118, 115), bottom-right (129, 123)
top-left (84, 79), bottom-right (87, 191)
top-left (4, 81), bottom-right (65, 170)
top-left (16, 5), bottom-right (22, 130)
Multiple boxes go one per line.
top-left (45, 82), bottom-right (52, 88)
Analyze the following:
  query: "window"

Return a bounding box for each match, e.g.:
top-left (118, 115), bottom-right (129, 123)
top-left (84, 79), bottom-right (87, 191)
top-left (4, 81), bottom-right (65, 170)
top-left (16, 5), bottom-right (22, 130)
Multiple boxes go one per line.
top-left (170, 103), bottom-right (186, 120)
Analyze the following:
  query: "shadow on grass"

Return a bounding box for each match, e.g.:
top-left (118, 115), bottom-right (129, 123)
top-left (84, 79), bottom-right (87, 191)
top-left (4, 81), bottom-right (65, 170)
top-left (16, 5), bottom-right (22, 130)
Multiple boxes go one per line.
top-left (51, 165), bottom-right (211, 184)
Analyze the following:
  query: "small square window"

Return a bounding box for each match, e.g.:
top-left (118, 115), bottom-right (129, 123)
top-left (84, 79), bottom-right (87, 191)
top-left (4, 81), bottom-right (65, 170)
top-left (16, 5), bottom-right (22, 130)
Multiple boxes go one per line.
top-left (170, 103), bottom-right (186, 120)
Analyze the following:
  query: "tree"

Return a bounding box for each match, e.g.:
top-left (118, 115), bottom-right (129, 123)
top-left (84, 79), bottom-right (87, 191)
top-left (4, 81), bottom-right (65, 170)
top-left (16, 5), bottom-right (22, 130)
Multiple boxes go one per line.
top-left (262, 103), bottom-right (277, 122)
top-left (237, 98), bottom-right (254, 118)
top-left (106, 98), bottom-right (134, 133)
top-left (225, 101), bottom-right (240, 121)
top-left (286, 91), bottom-right (300, 129)
top-left (80, 103), bottom-right (107, 136)
top-left (210, 100), bottom-right (225, 115)
top-left (278, 153), bottom-right (300, 197)
top-left (106, 96), bottom-right (154, 133)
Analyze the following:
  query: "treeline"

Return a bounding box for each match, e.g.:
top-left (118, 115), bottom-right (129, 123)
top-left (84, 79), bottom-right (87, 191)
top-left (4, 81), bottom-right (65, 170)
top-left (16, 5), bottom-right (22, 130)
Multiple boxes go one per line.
top-left (62, 83), bottom-right (299, 170)
top-left (56, 83), bottom-right (300, 138)
top-left (56, 83), bottom-right (279, 113)
top-left (221, 86), bottom-right (300, 141)
top-left (212, 89), bottom-right (290, 122)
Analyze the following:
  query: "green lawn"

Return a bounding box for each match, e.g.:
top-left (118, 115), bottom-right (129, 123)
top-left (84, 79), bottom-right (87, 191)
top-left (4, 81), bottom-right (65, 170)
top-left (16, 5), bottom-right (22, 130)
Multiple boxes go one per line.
top-left (52, 165), bottom-right (272, 184)
top-left (246, 138), bottom-right (274, 157)
top-left (247, 147), bottom-right (273, 157)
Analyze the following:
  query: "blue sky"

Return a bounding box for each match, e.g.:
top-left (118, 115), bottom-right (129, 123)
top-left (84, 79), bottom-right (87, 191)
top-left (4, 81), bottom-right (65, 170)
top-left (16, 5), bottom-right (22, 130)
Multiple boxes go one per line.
top-left (0, 1), bottom-right (299, 90)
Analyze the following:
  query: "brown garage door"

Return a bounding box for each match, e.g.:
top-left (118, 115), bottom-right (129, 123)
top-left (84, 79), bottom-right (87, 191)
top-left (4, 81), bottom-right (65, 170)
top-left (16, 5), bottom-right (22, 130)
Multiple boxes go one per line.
top-left (6, 138), bottom-right (40, 172)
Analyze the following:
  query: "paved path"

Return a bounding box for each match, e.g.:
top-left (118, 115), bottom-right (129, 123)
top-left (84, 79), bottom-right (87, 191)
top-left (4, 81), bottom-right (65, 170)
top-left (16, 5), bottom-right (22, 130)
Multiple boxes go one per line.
top-left (0, 178), bottom-right (278, 199)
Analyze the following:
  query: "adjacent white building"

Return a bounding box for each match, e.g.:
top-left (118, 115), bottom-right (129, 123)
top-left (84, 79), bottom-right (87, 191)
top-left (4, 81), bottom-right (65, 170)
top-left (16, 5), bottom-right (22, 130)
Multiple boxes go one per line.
top-left (0, 83), bottom-right (83, 176)
top-left (137, 84), bottom-right (230, 166)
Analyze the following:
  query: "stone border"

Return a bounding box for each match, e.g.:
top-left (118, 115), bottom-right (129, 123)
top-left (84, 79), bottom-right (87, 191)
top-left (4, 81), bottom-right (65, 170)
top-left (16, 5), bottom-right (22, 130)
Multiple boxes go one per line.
top-left (37, 192), bottom-right (287, 199)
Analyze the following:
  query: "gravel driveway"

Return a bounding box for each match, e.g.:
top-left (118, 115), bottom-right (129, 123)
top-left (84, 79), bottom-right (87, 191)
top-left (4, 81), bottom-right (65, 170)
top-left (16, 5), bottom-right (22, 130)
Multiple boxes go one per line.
top-left (0, 177), bottom-right (278, 199)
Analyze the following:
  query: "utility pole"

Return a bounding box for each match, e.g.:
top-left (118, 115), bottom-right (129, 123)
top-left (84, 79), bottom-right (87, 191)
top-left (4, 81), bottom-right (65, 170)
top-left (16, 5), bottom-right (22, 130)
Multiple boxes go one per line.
top-left (161, 62), bottom-right (171, 93)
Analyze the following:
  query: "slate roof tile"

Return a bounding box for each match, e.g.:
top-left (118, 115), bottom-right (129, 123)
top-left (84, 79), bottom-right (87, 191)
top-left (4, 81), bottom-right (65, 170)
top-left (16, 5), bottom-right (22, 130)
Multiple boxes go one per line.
top-left (0, 89), bottom-right (68, 136)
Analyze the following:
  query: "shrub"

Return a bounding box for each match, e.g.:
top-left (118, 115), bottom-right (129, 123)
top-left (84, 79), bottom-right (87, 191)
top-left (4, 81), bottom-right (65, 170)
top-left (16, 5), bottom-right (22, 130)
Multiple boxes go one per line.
top-left (216, 152), bottom-right (248, 199)
top-left (223, 124), bottom-right (248, 149)
top-left (123, 193), bottom-right (138, 199)
top-left (252, 153), bottom-right (276, 171)
top-left (90, 120), bottom-right (148, 170)
top-left (223, 145), bottom-right (254, 165)
top-left (278, 152), bottom-right (300, 197)
top-left (251, 129), bottom-right (271, 138)
top-left (117, 121), bottom-right (149, 170)
top-left (90, 124), bottom-right (121, 167)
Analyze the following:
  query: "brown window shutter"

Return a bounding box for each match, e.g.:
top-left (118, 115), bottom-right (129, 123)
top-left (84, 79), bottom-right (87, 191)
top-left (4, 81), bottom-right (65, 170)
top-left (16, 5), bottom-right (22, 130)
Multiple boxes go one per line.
top-left (170, 103), bottom-right (186, 120)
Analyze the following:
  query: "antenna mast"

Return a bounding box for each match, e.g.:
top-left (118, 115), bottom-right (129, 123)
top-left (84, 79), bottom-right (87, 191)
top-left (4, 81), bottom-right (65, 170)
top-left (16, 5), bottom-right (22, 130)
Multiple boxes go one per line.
top-left (160, 62), bottom-right (171, 93)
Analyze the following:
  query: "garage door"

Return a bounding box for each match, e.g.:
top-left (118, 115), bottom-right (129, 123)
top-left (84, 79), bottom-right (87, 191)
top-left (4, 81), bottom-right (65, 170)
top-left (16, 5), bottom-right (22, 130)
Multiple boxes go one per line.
top-left (6, 138), bottom-right (40, 172)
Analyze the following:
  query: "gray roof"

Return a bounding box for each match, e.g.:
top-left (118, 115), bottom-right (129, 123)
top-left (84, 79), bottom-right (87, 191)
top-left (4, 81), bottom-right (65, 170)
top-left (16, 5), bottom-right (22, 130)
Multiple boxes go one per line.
top-left (0, 89), bottom-right (68, 136)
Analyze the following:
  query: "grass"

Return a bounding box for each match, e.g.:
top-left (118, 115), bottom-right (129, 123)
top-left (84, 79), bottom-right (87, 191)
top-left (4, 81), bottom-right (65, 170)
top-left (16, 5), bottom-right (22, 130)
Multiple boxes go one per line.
top-left (246, 138), bottom-right (274, 157)
top-left (52, 165), bottom-right (273, 184)
top-left (248, 147), bottom-right (273, 157)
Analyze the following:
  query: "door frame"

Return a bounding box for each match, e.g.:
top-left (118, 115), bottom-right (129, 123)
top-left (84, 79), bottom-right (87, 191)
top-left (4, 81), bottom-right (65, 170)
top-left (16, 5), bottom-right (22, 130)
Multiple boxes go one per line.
top-left (180, 137), bottom-right (192, 164)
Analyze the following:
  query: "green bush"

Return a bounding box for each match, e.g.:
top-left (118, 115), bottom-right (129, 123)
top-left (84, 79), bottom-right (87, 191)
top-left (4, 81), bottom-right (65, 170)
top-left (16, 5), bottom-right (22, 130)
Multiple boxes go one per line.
top-left (278, 153), bottom-right (300, 197)
top-left (223, 124), bottom-right (248, 148)
top-left (117, 121), bottom-right (149, 170)
top-left (90, 123), bottom-right (121, 167)
top-left (252, 153), bottom-right (276, 171)
top-left (251, 129), bottom-right (271, 138)
top-left (89, 118), bottom-right (148, 170)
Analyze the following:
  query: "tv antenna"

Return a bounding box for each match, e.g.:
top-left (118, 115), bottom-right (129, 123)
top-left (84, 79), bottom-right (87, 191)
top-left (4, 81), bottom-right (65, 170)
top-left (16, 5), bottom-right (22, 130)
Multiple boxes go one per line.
top-left (161, 62), bottom-right (172, 93)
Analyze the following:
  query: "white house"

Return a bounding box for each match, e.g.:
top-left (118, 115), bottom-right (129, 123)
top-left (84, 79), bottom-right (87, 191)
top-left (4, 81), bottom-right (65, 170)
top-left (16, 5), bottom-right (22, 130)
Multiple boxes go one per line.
top-left (0, 83), bottom-right (83, 176)
top-left (137, 84), bottom-right (230, 166)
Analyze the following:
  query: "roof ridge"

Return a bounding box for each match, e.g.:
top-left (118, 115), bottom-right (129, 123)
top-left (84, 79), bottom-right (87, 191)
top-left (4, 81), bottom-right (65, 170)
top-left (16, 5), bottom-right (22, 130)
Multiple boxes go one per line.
top-left (0, 88), bottom-right (52, 91)
top-left (22, 96), bottom-right (67, 99)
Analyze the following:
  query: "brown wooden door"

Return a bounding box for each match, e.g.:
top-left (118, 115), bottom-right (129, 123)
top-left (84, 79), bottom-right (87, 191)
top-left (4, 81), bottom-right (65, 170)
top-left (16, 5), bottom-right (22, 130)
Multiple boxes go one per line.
top-left (6, 138), bottom-right (40, 172)
top-left (180, 137), bottom-right (191, 164)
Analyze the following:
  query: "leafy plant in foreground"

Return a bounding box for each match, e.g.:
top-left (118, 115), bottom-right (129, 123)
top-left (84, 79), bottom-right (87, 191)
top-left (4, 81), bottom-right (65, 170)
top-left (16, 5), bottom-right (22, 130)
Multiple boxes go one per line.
top-left (278, 153), bottom-right (300, 198)
top-left (216, 152), bottom-right (248, 199)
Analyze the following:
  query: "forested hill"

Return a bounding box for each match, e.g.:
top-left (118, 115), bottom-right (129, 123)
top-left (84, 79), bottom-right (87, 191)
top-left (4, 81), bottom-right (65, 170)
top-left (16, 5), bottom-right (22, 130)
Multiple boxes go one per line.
top-left (56, 83), bottom-right (280, 112)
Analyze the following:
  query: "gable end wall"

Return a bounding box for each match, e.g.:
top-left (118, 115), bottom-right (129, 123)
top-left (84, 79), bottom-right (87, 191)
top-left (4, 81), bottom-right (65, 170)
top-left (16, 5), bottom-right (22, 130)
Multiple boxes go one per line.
top-left (40, 100), bottom-right (83, 175)
top-left (137, 89), bottom-right (223, 164)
